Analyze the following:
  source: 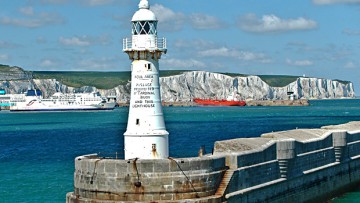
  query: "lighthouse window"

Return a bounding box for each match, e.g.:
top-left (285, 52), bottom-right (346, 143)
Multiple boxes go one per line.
top-left (150, 21), bottom-right (157, 34)
top-left (132, 22), bottom-right (141, 35)
top-left (132, 21), bottom-right (157, 35)
top-left (142, 21), bottom-right (150, 34)
top-left (136, 119), bottom-right (140, 125)
top-left (145, 63), bottom-right (151, 71)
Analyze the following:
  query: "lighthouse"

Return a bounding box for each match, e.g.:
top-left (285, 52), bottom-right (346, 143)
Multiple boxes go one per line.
top-left (123, 0), bottom-right (168, 160)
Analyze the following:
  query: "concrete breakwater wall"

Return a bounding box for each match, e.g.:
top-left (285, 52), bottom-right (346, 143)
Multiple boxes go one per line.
top-left (66, 121), bottom-right (360, 203)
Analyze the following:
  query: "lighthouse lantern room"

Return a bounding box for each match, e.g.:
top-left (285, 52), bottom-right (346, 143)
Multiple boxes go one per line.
top-left (123, 0), bottom-right (168, 160)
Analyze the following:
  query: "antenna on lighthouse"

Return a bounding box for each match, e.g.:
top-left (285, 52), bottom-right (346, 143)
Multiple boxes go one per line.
top-left (123, 0), bottom-right (168, 160)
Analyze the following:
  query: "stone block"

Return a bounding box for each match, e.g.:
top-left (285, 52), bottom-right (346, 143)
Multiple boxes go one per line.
top-left (176, 159), bottom-right (191, 171)
top-left (169, 160), bottom-right (183, 172)
top-left (277, 139), bottom-right (295, 150)
top-left (163, 184), bottom-right (174, 191)
top-left (104, 162), bottom-right (116, 173)
top-left (188, 159), bottom-right (202, 171)
top-left (144, 194), bottom-right (154, 201)
top-left (154, 178), bottom-right (173, 190)
top-left (332, 130), bottom-right (347, 147)
top-left (95, 161), bottom-right (105, 174)
top-left (200, 158), bottom-right (211, 169)
top-left (115, 162), bottom-right (128, 175)
top-left (160, 193), bottom-right (174, 201)
top-left (138, 160), bottom-right (154, 173)
top-left (226, 155), bottom-right (238, 169)
top-left (75, 158), bottom-right (82, 170)
top-left (154, 160), bottom-right (170, 172)
top-left (277, 139), bottom-right (296, 160)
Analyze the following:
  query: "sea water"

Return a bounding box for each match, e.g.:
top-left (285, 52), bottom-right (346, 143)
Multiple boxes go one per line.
top-left (0, 99), bottom-right (360, 202)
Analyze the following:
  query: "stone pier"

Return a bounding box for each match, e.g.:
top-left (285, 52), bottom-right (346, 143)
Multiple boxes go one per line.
top-left (67, 121), bottom-right (360, 203)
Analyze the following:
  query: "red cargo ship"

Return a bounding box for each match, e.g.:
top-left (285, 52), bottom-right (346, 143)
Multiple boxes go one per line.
top-left (193, 98), bottom-right (246, 106)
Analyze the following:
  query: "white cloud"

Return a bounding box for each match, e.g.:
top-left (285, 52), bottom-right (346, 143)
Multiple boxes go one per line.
top-left (77, 57), bottom-right (117, 70)
top-left (151, 4), bottom-right (186, 32)
top-left (162, 58), bottom-right (206, 69)
top-left (41, 0), bottom-right (69, 4)
top-left (19, 7), bottom-right (34, 16)
top-left (0, 41), bottom-right (19, 49)
top-left (343, 29), bottom-right (360, 36)
top-left (286, 42), bottom-right (353, 62)
top-left (0, 9), bottom-right (64, 28)
top-left (80, 0), bottom-right (114, 6)
top-left (40, 59), bottom-right (57, 67)
top-left (189, 14), bottom-right (226, 30)
top-left (59, 37), bottom-right (91, 46)
top-left (198, 47), bottom-right (271, 63)
top-left (198, 47), bottom-right (236, 57)
top-left (36, 37), bottom-right (47, 44)
top-left (59, 35), bottom-right (110, 46)
top-left (173, 39), bottom-right (216, 50)
top-left (313, 0), bottom-right (360, 4)
top-left (286, 59), bottom-right (314, 66)
top-left (40, 0), bottom-right (121, 6)
top-left (344, 61), bottom-right (356, 69)
top-left (151, 4), bottom-right (226, 32)
top-left (0, 54), bottom-right (9, 61)
top-left (237, 14), bottom-right (317, 33)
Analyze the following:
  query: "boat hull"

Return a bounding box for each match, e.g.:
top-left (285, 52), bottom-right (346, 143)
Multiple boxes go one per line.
top-left (10, 101), bottom-right (116, 112)
top-left (193, 98), bottom-right (246, 106)
top-left (10, 90), bottom-right (117, 112)
top-left (10, 108), bottom-right (114, 112)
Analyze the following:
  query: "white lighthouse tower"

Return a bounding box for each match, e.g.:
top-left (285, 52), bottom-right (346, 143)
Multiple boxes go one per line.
top-left (123, 0), bottom-right (168, 160)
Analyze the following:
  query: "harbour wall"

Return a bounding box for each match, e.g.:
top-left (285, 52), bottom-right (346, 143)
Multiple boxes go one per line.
top-left (66, 121), bottom-right (360, 202)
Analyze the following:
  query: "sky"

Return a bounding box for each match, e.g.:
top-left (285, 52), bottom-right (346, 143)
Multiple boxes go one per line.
top-left (0, 0), bottom-right (359, 92)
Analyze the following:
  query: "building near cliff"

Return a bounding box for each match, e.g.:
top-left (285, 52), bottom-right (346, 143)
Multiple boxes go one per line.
top-left (66, 1), bottom-right (360, 202)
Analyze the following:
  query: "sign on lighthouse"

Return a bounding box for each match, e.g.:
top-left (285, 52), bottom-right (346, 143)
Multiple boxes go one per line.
top-left (123, 0), bottom-right (168, 160)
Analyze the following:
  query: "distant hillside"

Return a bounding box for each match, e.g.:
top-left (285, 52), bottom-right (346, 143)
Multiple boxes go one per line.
top-left (0, 64), bottom-right (30, 80)
top-left (32, 71), bottom-right (302, 89)
top-left (32, 70), bottom-right (192, 89)
top-left (32, 71), bottom-right (131, 89)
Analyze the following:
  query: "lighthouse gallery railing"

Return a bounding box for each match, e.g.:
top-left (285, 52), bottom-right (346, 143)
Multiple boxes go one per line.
top-left (123, 37), bottom-right (166, 51)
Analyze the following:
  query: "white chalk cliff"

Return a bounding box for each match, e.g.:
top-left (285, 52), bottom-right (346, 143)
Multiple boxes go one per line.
top-left (0, 71), bottom-right (355, 101)
top-left (159, 71), bottom-right (355, 101)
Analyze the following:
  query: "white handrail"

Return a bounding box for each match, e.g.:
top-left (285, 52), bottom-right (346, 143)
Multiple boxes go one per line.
top-left (123, 37), bottom-right (166, 50)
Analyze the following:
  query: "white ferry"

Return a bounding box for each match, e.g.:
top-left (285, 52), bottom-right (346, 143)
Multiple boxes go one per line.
top-left (10, 89), bottom-right (116, 111)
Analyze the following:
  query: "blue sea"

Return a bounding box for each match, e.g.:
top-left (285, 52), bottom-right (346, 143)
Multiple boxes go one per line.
top-left (1, 99), bottom-right (360, 202)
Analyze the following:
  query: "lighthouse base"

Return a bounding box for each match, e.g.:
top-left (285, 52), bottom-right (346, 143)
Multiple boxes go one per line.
top-left (124, 134), bottom-right (169, 159)
top-left (66, 154), bottom-right (227, 203)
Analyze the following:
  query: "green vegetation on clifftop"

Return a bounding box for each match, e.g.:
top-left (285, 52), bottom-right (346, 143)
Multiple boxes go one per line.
top-left (32, 70), bottom-right (190, 89)
top-left (0, 64), bottom-right (14, 71)
top-left (219, 72), bottom-right (299, 87)
top-left (258, 75), bottom-right (300, 87)
top-left (0, 64), bottom-right (25, 72)
top-left (33, 71), bottom-right (131, 89)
